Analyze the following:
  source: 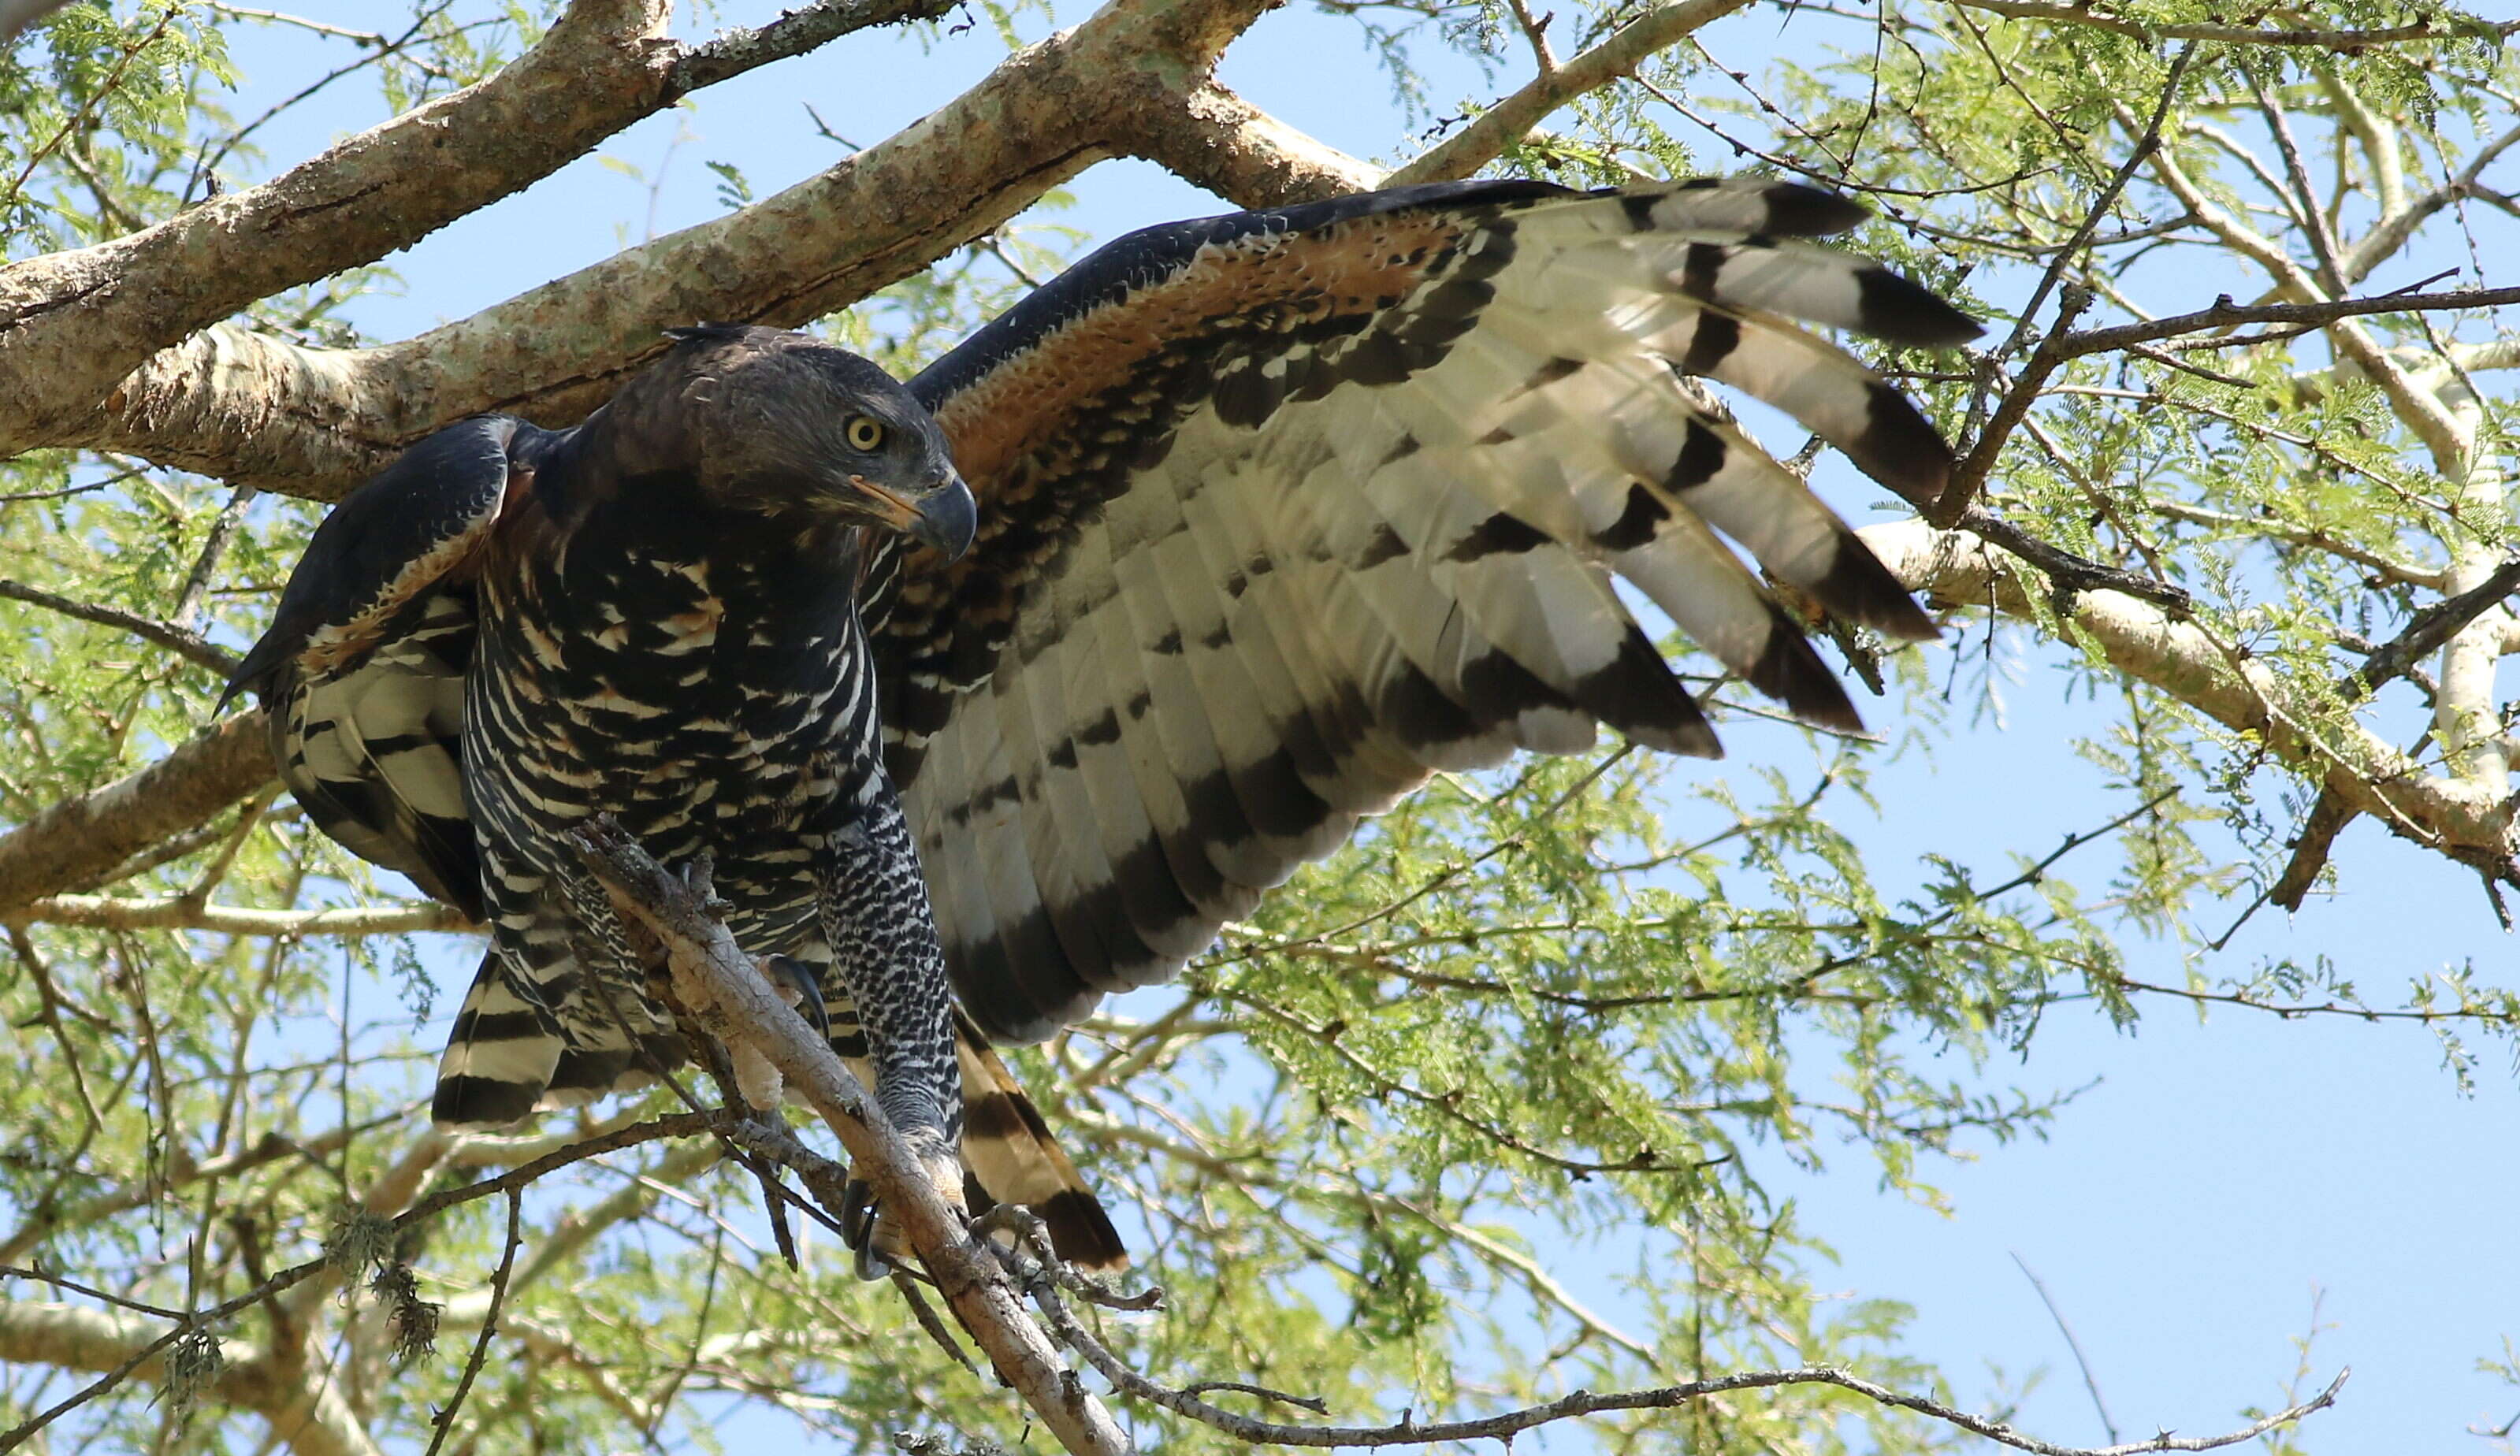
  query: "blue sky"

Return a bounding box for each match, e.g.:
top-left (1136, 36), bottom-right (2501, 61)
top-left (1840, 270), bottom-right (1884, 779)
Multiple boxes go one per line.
top-left (197, 2), bottom-right (2520, 1450)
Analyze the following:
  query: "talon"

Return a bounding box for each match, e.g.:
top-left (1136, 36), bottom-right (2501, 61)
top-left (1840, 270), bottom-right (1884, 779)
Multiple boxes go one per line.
top-left (758, 954), bottom-right (831, 1039)
top-left (840, 1175), bottom-right (887, 1280)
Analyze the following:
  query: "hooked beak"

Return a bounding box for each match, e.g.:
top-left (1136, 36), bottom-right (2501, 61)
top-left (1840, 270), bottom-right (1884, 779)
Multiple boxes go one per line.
top-left (849, 471), bottom-right (977, 562)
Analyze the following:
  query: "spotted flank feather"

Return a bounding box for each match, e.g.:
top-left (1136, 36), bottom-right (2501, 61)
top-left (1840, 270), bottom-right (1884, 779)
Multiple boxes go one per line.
top-left (874, 176), bottom-right (1978, 1042)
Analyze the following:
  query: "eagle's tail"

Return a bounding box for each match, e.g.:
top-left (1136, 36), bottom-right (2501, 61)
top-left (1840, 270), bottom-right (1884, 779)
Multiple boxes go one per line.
top-left (431, 951), bottom-right (1124, 1272)
top-left (950, 1007), bottom-right (1128, 1272)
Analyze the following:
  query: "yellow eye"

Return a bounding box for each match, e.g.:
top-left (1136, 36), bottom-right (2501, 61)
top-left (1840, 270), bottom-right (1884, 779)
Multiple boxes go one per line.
top-left (845, 415), bottom-right (887, 451)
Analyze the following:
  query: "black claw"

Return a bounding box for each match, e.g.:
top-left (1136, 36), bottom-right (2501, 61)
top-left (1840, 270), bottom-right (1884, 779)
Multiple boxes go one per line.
top-left (760, 953), bottom-right (832, 1039)
top-left (841, 1176), bottom-right (890, 1281)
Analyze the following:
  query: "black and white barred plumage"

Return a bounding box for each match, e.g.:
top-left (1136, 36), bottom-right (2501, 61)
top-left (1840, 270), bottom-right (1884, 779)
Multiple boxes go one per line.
top-left (230, 176), bottom-right (1977, 1274)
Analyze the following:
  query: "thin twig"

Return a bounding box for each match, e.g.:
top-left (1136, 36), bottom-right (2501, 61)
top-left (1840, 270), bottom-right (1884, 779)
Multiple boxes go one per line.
top-left (171, 485), bottom-right (258, 633)
top-left (2011, 1252), bottom-right (2120, 1444)
top-left (1031, 1269), bottom-right (2350, 1452)
top-left (1943, 0), bottom-right (2515, 50)
top-left (0, 1267), bottom-right (190, 1322)
top-left (2063, 286), bottom-right (2520, 361)
top-left (1938, 43), bottom-right (2198, 523)
top-left (424, 1188), bottom-right (522, 1456)
top-left (2338, 557), bottom-right (2520, 700)
top-left (0, 580), bottom-right (239, 677)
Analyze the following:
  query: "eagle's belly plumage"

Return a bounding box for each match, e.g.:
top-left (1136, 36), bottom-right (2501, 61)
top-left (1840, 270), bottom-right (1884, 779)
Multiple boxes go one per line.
top-left (441, 497), bottom-right (890, 1120)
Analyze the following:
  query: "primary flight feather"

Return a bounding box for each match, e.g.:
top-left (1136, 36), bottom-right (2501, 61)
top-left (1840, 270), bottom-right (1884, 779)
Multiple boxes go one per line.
top-left (228, 176), bottom-right (1979, 1269)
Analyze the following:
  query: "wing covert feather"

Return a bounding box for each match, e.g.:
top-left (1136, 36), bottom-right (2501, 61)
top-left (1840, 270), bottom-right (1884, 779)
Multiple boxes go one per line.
top-left (227, 415), bottom-right (548, 919)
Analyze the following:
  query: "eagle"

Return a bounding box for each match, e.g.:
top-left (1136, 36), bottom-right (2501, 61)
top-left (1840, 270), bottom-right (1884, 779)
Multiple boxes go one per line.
top-left (225, 176), bottom-right (1978, 1272)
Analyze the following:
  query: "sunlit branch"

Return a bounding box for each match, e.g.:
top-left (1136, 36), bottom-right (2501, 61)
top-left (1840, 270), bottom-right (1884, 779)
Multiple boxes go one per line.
top-left (1127, 77), bottom-right (1382, 206)
top-left (1945, 1), bottom-right (2515, 48)
top-left (2336, 119), bottom-right (2520, 284)
top-left (20, 894), bottom-right (470, 938)
top-left (1861, 519), bottom-right (2518, 875)
top-left (1391, 0), bottom-right (1756, 184)
top-left (0, 0), bottom-right (979, 463)
top-left (0, 713), bottom-right (276, 916)
top-left (2127, 110), bottom-right (2474, 468)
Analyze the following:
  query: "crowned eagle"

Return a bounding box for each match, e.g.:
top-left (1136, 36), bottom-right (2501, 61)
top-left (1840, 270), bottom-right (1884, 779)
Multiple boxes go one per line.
top-left (228, 176), bottom-right (1979, 1271)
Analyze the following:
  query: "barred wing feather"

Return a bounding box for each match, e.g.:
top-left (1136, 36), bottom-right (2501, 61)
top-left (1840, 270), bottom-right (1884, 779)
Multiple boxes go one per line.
top-left (874, 177), bottom-right (1980, 1044)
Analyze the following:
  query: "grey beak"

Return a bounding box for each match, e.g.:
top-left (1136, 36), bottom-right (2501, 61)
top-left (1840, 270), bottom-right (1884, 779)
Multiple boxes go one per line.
top-left (911, 474), bottom-right (977, 561)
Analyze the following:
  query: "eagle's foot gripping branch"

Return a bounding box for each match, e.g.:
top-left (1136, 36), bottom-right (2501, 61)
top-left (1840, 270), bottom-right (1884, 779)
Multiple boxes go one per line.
top-left (569, 818), bottom-right (1138, 1456)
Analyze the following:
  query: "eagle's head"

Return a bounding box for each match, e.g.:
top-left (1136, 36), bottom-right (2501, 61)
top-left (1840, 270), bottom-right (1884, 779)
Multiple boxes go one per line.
top-left (649, 323), bottom-right (976, 560)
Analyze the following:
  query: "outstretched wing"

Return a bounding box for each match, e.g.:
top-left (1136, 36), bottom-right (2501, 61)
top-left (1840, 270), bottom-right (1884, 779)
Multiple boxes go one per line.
top-left (226, 414), bottom-right (554, 919)
top-left (869, 177), bottom-right (1979, 1042)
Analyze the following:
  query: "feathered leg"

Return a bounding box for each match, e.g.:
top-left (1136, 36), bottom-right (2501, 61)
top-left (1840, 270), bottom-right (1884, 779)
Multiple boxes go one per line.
top-left (816, 782), bottom-right (968, 1267)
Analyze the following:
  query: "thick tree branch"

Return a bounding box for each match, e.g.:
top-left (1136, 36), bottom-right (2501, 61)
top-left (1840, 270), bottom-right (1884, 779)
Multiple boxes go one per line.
top-left (1861, 519), bottom-right (2518, 872)
top-left (1127, 76), bottom-right (1383, 207)
top-left (568, 820), bottom-right (1132, 1456)
top-left (0, 0), bottom-right (76, 42)
top-left (18, 894), bottom-right (469, 937)
top-left (0, 714), bottom-right (275, 916)
top-left (0, 1302), bottom-right (383, 1456)
top-left (0, 0), bottom-right (983, 463)
top-left (664, 0), bottom-right (957, 95)
top-left (46, 0), bottom-right (1292, 500)
top-left (0, 0), bottom-right (675, 454)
